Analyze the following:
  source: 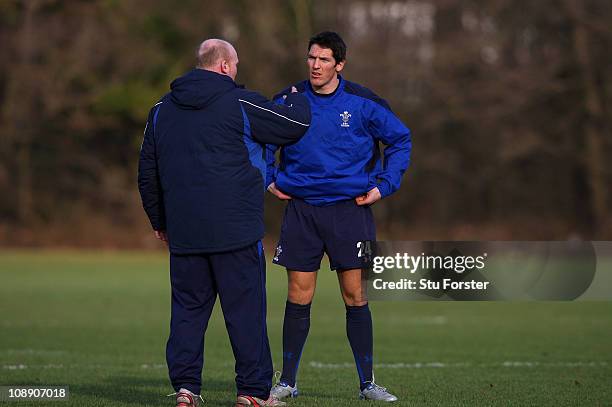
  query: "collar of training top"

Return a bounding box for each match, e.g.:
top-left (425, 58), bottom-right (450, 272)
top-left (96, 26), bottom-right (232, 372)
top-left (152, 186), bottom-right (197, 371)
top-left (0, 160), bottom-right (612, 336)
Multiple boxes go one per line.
top-left (308, 75), bottom-right (344, 98)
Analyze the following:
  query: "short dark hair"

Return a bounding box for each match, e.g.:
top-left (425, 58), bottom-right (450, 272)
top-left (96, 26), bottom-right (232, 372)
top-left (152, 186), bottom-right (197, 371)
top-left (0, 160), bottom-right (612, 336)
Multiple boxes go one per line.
top-left (308, 31), bottom-right (346, 63)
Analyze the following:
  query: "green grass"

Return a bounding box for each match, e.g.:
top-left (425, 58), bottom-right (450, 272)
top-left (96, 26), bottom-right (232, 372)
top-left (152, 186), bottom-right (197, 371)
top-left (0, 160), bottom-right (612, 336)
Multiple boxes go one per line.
top-left (1, 250), bottom-right (611, 406)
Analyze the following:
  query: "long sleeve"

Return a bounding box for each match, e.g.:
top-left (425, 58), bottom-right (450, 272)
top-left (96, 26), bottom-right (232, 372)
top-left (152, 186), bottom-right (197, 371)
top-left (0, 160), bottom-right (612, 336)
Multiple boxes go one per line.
top-left (265, 144), bottom-right (280, 189)
top-left (239, 91), bottom-right (311, 145)
top-left (263, 94), bottom-right (289, 189)
top-left (137, 105), bottom-right (166, 231)
top-left (367, 103), bottom-right (412, 198)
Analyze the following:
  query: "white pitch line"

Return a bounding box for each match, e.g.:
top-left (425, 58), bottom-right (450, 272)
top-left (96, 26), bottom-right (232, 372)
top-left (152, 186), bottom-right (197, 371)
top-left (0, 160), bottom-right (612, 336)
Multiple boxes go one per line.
top-left (500, 361), bottom-right (608, 367)
top-left (2, 364), bottom-right (64, 370)
top-left (2, 361), bottom-right (608, 371)
top-left (2, 349), bottom-right (68, 356)
top-left (382, 316), bottom-right (448, 325)
top-left (308, 361), bottom-right (609, 369)
top-left (3, 364), bottom-right (27, 370)
top-left (140, 364), bottom-right (166, 369)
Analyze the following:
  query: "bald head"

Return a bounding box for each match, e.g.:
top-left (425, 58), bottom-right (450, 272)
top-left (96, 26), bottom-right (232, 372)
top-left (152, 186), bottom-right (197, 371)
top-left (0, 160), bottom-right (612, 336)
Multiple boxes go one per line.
top-left (196, 39), bottom-right (239, 80)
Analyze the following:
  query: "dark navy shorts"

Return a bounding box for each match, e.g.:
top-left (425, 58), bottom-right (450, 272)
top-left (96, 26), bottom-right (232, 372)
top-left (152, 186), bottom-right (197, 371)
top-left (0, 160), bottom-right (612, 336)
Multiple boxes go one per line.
top-left (272, 199), bottom-right (376, 272)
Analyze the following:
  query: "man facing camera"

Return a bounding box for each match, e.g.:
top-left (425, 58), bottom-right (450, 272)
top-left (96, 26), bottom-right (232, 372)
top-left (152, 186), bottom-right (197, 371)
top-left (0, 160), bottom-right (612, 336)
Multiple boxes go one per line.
top-left (267, 31), bottom-right (411, 402)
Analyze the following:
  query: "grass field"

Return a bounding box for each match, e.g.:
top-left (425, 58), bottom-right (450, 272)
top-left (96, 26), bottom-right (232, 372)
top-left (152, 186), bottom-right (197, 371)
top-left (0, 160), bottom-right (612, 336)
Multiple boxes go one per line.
top-left (1, 250), bottom-right (611, 406)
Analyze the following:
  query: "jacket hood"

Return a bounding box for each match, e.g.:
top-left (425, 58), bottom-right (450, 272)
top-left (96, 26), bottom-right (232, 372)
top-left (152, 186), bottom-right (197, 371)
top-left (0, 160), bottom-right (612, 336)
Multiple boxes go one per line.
top-left (170, 69), bottom-right (237, 109)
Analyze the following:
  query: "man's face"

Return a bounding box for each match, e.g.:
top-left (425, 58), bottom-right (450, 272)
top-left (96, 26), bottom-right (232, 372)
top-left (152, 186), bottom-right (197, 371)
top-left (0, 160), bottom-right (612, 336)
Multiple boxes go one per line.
top-left (307, 44), bottom-right (344, 90)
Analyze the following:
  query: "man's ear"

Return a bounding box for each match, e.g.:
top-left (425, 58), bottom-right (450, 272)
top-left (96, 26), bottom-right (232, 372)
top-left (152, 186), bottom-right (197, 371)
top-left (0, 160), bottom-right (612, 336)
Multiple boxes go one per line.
top-left (335, 60), bottom-right (346, 73)
top-left (221, 60), bottom-right (229, 74)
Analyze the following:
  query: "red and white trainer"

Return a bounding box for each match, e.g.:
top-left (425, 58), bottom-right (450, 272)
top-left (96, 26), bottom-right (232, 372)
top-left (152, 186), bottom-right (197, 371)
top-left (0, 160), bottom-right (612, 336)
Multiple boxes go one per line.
top-left (235, 395), bottom-right (286, 406)
top-left (169, 388), bottom-right (203, 407)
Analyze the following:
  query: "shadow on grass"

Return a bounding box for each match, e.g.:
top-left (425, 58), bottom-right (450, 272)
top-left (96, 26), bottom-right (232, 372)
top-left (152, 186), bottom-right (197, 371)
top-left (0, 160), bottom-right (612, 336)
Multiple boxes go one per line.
top-left (72, 375), bottom-right (234, 406)
top-left (7, 373), bottom-right (339, 405)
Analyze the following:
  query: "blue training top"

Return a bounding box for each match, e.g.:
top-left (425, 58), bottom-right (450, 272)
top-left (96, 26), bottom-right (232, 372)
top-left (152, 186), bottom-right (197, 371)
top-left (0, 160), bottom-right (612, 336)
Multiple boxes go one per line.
top-left (266, 76), bottom-right (412, 206)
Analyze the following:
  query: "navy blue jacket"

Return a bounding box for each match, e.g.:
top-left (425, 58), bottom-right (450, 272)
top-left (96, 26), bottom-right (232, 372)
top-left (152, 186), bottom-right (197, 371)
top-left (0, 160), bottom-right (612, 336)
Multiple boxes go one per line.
top-left (138, 69), bottom-right (311, 253)
top-left (266, 77), bottom-right (411, 206)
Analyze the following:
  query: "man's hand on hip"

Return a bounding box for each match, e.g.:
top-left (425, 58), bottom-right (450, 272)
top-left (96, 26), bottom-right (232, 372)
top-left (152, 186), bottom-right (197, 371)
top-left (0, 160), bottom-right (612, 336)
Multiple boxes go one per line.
top-left (355, 187), bottom-right (382, 206)
top-left (267, 182), bottom-right (292, 200)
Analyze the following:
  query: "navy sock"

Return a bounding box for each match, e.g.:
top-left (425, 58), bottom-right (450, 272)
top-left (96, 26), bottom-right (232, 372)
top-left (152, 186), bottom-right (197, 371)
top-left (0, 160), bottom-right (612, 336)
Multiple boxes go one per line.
top-left (346, 303), bottom-right (373, 391)
top-left (280, 301), bottom-right (311, 387)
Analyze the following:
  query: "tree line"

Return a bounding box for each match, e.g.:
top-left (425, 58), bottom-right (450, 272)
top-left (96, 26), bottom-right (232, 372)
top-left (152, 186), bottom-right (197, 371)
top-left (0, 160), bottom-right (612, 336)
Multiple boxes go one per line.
top-left (0, 0), bottom-right (610, 247)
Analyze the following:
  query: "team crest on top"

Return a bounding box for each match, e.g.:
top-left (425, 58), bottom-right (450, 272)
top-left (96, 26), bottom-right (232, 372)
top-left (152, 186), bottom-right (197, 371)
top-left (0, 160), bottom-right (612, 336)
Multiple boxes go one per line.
top-left (340, 111), bottom-right (351, 127)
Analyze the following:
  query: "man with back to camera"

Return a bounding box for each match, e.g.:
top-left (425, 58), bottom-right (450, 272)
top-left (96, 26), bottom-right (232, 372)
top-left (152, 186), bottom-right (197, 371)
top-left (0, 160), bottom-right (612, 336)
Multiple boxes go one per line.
top-left (138, 39), bottom-right (311, 407)
top-left (266, 31), bottom-right (412, 402)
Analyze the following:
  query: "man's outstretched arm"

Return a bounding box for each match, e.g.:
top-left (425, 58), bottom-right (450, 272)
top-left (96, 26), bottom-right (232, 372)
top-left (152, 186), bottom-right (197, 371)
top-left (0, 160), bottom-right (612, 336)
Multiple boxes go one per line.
top-left (239, 88), bottom-right (311, 145)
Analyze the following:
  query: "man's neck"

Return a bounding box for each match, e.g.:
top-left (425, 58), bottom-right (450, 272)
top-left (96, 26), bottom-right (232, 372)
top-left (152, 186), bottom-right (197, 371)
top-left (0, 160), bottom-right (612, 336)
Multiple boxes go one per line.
top-left (312, 75), bottom-right (340, 95)
top-left (197, 66), bottom-right (230, 79)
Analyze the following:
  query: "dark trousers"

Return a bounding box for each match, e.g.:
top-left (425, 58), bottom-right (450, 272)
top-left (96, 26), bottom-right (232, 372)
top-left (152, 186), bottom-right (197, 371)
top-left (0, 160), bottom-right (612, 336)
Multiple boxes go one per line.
top-left (166, 241), bottom-right (272, 399)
